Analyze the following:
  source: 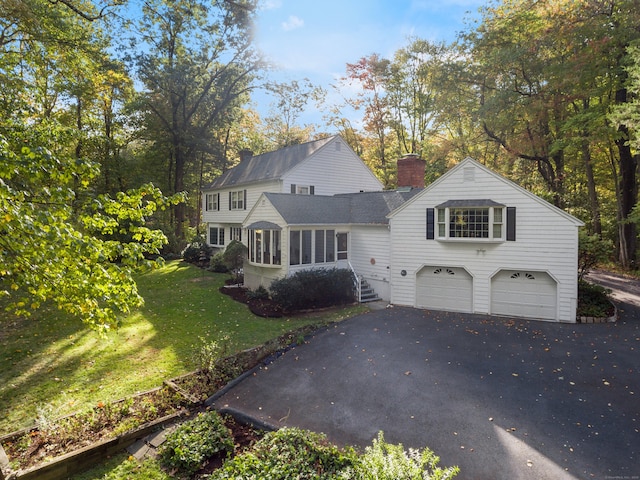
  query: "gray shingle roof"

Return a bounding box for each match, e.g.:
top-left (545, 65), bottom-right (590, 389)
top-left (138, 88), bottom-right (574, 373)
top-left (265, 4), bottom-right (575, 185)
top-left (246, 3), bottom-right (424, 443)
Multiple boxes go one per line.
top-left (263, 189), bottom-right (422, 226)
top-left (209, 136), bottom-right (336, 188)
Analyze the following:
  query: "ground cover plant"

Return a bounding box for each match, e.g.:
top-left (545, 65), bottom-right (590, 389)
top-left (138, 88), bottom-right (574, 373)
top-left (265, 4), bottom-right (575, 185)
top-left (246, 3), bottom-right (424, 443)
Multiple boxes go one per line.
top-left (0, 260), bottom-right (365, 436)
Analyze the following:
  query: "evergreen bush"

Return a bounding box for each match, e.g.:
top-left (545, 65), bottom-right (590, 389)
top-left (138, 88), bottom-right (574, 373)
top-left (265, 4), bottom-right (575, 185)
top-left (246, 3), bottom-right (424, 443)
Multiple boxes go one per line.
top-left (270, 268), bottom-right (355, 311)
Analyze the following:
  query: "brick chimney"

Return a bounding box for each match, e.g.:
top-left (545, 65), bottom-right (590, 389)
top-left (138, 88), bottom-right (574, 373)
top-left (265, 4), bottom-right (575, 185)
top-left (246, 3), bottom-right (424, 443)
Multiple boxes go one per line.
top-left (397, 153), bottom-right (426, 188)
top-left (239, 149), bottom-right (253, 162)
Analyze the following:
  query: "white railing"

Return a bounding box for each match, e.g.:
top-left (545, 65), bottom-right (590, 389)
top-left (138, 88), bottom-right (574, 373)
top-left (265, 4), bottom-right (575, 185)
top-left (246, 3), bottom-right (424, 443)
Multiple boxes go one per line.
top-left (347, 261), bottom-right (361, 302)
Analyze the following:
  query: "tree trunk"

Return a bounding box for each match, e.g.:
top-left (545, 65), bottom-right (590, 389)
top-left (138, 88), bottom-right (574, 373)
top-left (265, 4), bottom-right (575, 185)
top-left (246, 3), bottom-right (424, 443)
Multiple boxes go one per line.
top-left (174, 143), bottom-right (186, 246)
top-left (615, 88), bottom-right (638, 269)
top-left (582, 139), bottom-right (601, 234)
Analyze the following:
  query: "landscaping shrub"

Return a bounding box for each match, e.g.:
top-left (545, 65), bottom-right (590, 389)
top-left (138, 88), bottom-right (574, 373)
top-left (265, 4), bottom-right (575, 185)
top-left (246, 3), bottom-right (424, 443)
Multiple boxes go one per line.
top-left (158, 411), bottom-right (234, 476)
top-left (578, 231), bottom-right (613, 280)
top-left (349, 431), bottom-right (459, 480)
top-left (246, 286), bottom-right (270, 301)
top-left (209, 251), bottom-right (229, 273)
top-left (182, 235), bottom-right (212, 266)
top-left (270, 268), bottom-right (355, 311)
top-left (222, 240), bottom-right (247, 283)
top-left (192, 335), bottom-right (232, 384)
top-left (577, 280), bottom-right (614, 317)
top-left (209, 427), bottom-right (357, 479)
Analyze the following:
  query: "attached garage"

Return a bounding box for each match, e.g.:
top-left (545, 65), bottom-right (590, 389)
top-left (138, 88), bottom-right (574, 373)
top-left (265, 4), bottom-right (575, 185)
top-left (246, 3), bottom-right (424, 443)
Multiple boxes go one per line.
top-left (491, 270), bottom-right (557, 320)
top-left (416, 266), bottom-right (473, 313)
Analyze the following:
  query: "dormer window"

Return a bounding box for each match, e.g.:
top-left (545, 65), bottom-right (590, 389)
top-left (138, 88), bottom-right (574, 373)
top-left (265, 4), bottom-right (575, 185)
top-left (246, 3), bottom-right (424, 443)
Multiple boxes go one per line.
top-left (427, 200), bottom-right (515, 242)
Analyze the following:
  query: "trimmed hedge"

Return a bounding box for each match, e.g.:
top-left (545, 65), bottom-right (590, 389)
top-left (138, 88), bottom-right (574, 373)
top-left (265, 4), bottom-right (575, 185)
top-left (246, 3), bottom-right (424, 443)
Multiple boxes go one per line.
top-left (270, 268), bottom-right (355, 311)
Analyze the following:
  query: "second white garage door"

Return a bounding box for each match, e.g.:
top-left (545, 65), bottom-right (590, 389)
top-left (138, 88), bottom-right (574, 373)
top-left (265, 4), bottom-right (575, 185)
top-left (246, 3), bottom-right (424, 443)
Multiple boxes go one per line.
top-left (416, 266), bottom-right (473, 313)
top-left (491, 270), bottom-right (557, 320)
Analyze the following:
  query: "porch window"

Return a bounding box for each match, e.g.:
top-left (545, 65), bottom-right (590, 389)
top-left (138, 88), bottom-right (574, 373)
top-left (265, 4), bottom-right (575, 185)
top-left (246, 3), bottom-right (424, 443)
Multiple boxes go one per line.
top-left (290, 229), bottom-right (336, 265)
top-left (248, 226), bottom-right (281, 265)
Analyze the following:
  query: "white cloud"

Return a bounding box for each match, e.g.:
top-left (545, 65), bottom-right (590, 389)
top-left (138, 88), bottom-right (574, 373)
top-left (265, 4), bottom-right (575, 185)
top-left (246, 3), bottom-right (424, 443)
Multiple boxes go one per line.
top-left (262, 0), bottom-right (282, 10)
top-left (282, 15), bottom-right (304, 31)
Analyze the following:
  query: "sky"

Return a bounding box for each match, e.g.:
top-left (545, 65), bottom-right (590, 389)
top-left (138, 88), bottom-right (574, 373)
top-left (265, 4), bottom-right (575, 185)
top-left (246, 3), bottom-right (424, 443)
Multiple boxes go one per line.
top-left (251, 0), bottom-right (486, 129)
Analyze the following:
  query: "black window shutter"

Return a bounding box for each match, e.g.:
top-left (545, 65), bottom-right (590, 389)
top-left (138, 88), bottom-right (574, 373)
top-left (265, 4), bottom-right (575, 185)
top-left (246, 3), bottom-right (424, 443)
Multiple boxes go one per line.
top-left (243, 190), bottom-right (247, 210)
top-left (426, 208), bottom-right (434, 239)
top-left (507, 207), bottom-right (516, 241)
top-left (291, 184), bottom-right (296, 194)
top-left (228, 192), bottom-right (231, 210)
top-left (310, 185), bottom-right (315, 195)
top-left (216, 193), bottom-right (220, 211)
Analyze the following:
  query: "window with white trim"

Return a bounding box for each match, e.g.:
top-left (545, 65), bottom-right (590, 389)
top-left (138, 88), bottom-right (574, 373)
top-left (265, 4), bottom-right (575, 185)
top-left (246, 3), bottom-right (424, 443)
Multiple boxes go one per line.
top-left (209, 226), bottom-right (225, 246)
top-left (248, 228), bottom-right (280, 265)
top-left (205, 193), bottom-right (219, 211)
top-left (428, 200), bottom-right (514, 241)
top-left (290, 229), bottom-right (336, 265)
top-left (230, 226), bottom-right (242, 242)
top-left (290, 184), bottom-right (315, 195)
top-left (230, 190), bottom-right (245, 210)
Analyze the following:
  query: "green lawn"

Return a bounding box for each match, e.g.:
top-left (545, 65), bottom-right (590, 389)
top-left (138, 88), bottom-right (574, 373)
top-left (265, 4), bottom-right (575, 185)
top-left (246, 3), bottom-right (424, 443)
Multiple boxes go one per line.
top-left (0, 260), bottom-right (365, 435)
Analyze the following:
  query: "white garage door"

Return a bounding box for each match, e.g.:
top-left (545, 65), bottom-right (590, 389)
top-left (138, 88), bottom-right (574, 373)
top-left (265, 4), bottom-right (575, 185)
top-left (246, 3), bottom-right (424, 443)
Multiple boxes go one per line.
top-left (416, 266), bottom-right (472, 313)
top-left (491, 270), bottom-right (557, 320)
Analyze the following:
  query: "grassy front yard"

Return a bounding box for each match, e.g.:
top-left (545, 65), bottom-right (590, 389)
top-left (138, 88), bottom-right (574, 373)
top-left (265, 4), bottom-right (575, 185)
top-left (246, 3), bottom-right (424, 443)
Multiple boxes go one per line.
top-left (0, 260), bottom-right (365, 436)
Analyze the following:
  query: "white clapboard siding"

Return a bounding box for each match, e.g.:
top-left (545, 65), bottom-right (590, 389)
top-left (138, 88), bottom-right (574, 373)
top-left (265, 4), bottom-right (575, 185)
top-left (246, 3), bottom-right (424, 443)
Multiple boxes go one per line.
top-left (283, 137), bottom-right (382, 196)
top-left (350, 225), bottom-right (392, 300)
top-left (202, 180), bottom-right (281, 225)
top-left (388, 158), bottom-right (583, 322)
top-left (242, 195), bottom-right (288, 291)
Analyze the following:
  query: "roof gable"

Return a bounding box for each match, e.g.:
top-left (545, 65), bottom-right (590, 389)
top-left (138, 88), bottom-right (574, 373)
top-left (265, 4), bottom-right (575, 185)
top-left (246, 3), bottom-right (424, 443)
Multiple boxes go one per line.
top-left (209, 136), bottom-right (336, 188)
top-left (388, 157), bottom-right (584, 226)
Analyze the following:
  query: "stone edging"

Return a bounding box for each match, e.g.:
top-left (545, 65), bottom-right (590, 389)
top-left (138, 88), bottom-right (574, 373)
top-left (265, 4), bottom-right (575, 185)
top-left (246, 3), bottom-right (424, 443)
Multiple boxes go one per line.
top-left (577, 302), bottom-right (617, 324)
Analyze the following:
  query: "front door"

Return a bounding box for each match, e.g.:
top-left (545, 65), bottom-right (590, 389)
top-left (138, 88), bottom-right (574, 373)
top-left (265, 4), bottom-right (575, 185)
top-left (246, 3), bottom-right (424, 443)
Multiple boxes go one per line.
top-left (336, 232), bottom-right (348, 267)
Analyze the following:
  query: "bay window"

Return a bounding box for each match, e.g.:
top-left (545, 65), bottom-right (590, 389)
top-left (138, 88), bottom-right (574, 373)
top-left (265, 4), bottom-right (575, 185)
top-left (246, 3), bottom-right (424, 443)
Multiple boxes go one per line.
top-left (427, 200), bottom-right (515, 241)
top-left (248, 224), bottom-right (281, 265)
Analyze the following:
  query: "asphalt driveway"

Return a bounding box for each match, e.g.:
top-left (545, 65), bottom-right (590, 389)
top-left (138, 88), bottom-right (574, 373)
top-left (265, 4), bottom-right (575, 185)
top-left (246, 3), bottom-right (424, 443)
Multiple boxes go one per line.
top-left (214, 275), bottom-right (639, 480)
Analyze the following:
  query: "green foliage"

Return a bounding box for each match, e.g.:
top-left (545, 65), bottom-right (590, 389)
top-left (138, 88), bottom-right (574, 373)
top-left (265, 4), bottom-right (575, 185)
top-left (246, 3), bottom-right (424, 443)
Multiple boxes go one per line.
top-left (0, 137), bottom-right (184, 331)
top-left (72, 453), bottom-right (172, 480)
top-left (350, 431), bottom-right (459, 480)
top-left (210, 427), bottom-right (357, 480)
top-left (192, 335), bottom-right (232, 383)
top-left (158, 411), bottom-right (234, 477)
top-left (577, 281), bottom-right (613, 318)
top-left (210, 251), bottom-right (229, 273)
top-left (270, 268), bottom-right (355, 312)
top-left (182, 235), bottom-right (212, 265)
top-left (246, 286), bottom-right (270, 301)
top-left (222, 239), bottom-right (247, 282)
top-left (578, 230), bottom-right (614, 280)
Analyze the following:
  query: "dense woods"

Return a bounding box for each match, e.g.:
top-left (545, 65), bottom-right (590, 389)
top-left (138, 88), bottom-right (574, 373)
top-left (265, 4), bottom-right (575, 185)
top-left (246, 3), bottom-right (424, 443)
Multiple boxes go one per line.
top-left (1, 0), bottom-right (640, 327)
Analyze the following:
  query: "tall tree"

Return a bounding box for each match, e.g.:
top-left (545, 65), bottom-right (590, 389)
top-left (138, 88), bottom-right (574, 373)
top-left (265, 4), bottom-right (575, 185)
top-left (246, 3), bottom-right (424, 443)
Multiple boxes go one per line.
top-left (127, 0), bottom-right (265, 247)
top-left (0, 0), bottom-right (184, 329)
top-left (263, 78), bottom-right (324, 148)
top-left (387, 38), bottom-right (447, 157)
top-left (460, 0), bottom-right (640, 267)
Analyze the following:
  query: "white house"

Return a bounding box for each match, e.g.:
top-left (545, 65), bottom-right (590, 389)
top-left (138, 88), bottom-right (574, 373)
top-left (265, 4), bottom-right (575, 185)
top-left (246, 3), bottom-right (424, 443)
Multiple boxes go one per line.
top-left (202, 137), bottom-right (584, 322)
top-left (387, 157), bottom-right (584, 322)
top-left (242, 189), bottom-right (421, 302)
top-left (201, 135), bottom-right (383, 249)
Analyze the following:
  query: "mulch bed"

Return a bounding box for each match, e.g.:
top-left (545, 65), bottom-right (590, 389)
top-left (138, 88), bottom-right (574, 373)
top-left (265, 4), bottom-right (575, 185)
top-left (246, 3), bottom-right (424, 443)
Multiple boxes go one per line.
top-left (219, 285), bottom-right (284, 318)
